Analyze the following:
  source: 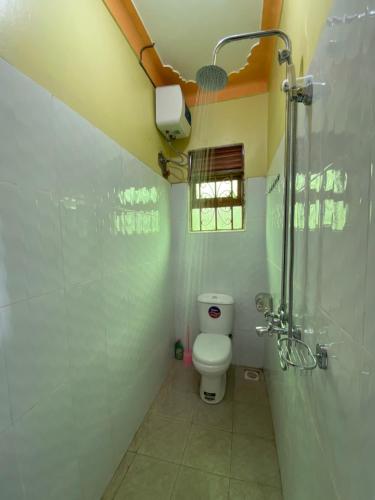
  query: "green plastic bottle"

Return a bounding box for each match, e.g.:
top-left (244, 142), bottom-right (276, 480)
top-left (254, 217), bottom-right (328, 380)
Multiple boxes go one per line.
top-left (175, 340), bottom-right (184, 360)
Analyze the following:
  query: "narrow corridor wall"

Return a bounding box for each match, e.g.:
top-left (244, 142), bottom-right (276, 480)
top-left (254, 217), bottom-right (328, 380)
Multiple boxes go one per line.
top-left (265, 1), bottom-right (375, 498)
top-left (0, 59), bottom-right (173, 499)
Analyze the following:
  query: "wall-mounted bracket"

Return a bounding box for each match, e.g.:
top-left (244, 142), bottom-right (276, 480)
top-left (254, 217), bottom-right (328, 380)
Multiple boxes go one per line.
top-left (158, 151), bottom-right (170, 179)
top-left (292, 327), bottom-right (302, 340)
top-left (278, 48), bottom-right (291, 65)
top-left (291, 82), bottom-right (313, 106)
top-left (282, 75), bottom-right (314, 106)
top-left (316, 344), bottom-right (328, 370)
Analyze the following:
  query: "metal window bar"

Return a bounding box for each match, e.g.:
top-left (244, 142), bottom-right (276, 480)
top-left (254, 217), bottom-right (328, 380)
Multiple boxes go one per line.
top-left (190, 177), bottom-right (244, 231)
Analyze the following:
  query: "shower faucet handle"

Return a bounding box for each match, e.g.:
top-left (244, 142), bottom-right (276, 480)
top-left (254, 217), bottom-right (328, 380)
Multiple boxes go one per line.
top-left (256, 325), bottom-right (271, 337)
top-left (270, 325), bottom-right (288, 336)
top-left (264, 310), bottom-right (282, 327)
top-left (256, 317), bottom-right (288, 337)
top-left (265, 310), bottom-right (277, 319)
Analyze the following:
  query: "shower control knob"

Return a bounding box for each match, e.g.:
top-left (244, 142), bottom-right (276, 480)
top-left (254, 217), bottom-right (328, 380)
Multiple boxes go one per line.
top-left (256, 326), bottom-right (270, 337)
top-left (265, 311), bottom-right (281, 326)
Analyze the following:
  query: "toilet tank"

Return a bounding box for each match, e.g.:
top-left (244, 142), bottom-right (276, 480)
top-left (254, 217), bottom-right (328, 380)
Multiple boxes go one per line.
top-left (198, 293), bottom-right (234, 335)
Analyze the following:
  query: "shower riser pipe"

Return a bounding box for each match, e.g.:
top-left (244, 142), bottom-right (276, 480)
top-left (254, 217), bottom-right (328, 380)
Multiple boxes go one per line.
top-left (286, 96), bottom-right (298, 336)
top-left (279, 87), bottom-right (291, 320)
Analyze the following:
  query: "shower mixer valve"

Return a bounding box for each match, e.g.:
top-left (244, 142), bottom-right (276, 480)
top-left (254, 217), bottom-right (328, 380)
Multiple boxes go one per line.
top-left (254, 294), bottom-right (288, 337)
top-left (256, 309), bottom-right (288, 338)
top-left (265, 310), bottom-right (282, 326)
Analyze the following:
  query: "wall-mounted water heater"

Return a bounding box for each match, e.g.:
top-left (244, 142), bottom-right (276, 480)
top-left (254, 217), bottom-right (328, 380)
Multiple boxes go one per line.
top-left (155, 85), bottom-right (191, 141)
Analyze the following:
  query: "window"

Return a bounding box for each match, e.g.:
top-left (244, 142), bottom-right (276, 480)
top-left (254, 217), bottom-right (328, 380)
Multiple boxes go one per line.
top-left (188, 144), bottom-right (244, 232)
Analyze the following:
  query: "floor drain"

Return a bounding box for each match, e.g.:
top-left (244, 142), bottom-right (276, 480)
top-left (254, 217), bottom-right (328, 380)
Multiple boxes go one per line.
top-left (244, 369), bottom-right (260, 381)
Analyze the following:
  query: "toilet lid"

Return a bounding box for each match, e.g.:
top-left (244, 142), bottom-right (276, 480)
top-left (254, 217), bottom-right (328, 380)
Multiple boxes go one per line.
top-left (193, 333), bottom-right (231, 365)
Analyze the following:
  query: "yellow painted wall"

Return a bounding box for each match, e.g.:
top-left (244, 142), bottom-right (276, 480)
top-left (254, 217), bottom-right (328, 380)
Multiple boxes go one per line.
top-left (267, 0), bottom-right (333, 167)
top-left (173, 93), bottom-right (268, 182)
top-left (0, 0), bottom-right (166, 173)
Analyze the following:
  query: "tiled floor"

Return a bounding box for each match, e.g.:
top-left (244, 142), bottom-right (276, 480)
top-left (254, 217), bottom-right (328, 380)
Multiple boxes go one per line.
top-left (102, 362), bottom-right (283, 500)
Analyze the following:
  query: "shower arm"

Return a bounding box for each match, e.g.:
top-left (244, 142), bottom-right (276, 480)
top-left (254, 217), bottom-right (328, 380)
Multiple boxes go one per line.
top-left (211, 30), bottom-right (296, 87)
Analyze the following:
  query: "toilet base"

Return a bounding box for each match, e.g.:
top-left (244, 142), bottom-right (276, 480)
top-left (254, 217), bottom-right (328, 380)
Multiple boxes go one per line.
top-left (199, 372), bottom-right (227, 404)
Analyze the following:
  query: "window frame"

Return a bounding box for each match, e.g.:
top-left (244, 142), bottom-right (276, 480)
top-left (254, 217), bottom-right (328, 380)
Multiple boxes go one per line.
top-left (188, 144), bottom-right (245, 233)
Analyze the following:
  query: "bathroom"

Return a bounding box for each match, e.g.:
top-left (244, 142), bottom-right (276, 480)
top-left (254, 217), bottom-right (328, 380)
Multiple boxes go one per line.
top-left (0, 0), bottom-right (374, 499)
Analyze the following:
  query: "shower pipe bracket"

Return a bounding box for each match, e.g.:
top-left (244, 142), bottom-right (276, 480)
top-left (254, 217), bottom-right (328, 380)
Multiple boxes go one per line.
top-left (278, 48), bottom-right (291, 65)
top-left (316, 344), bottom-right (328, 370)
top-left (282, 75), bottom-right (314, 106)
top-left (292, 327), bottom-right (302, 340)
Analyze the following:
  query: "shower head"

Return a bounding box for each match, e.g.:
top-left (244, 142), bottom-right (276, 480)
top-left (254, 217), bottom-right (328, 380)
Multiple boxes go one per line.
top-left (196, 29), bottom-right (295, 93)
top-left (196, 64), bottom-right (228, 91)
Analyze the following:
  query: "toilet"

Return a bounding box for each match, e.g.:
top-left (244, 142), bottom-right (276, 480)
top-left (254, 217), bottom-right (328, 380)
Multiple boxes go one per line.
top-left (193, 293), bottom-right (234, 404)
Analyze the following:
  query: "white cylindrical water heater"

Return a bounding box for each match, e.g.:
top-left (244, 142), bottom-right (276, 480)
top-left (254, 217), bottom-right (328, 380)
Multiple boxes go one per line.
top-left (155, 84), bottom-right (191, 141)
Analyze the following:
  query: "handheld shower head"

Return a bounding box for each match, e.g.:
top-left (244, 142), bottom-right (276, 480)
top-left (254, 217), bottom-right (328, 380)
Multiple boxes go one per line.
top-left (196, 64), bottom-right (228, 91)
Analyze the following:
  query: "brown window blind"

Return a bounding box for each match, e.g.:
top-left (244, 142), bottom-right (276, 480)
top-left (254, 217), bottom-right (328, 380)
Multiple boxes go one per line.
top-left (188, 143), bottom-right (244, 181)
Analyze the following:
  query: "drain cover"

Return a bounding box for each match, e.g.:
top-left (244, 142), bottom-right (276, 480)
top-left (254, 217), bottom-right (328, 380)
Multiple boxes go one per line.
top-left (244, 369), bottom-right (260, 381)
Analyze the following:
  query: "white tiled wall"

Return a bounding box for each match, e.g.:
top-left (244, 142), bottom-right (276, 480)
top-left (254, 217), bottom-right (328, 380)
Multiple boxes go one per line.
top-left (265, 1), bottom-right (375, 499)
top-left (171, 179), bottom-right (268, 367)
top-left (0, 59), bottom-right (173, 500)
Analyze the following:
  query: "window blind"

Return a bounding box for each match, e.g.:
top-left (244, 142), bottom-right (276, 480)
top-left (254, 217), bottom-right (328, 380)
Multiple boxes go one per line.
top-left (188, 143), bottom-right (244, 181)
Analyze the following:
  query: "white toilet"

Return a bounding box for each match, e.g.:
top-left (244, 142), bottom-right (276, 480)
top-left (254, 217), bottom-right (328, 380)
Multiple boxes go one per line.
top-left (193, 293), bottom-right (234, 404)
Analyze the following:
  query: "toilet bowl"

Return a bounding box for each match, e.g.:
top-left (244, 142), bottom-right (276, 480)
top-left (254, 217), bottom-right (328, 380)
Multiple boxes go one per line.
top-left (193, 333), bottom-right (232, 404)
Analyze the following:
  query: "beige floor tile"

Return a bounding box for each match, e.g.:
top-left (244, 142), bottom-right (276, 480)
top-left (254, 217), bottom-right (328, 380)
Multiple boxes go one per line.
top-left (115, 455), bottom-right (178, 500)
top-left (102, 452), bottom-right (136, 500)
top-left (193, 399), bottom-right (233, 432)
top-left (233, 367), bottom-right (268, 404)
top-left (167, 360), bottom-right (200, 394)
top-left (231, 433), bottom-right (280, 487)
top-left (233, 401), bottom-right (274, 439)
top-left (183, 424), bottom-right (232, 476)
top-left (171, 466), bottom-right (230, 500)
top-left (229, 479), bottom-right (283, 500)
top-left (151, 385), bottom-right (197, 421)
top-left (224, 367), bottom-right (235, 401)
top-left (137, 413), bottom-right (191, 463)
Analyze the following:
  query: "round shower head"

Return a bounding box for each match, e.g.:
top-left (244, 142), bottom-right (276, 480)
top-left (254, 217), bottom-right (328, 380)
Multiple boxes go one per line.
top-left (196, 64), bottom-right (228, 91)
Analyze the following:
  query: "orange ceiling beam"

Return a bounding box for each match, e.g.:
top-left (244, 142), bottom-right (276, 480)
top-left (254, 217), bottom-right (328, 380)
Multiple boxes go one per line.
top-left (103, 0), bottom-right (282, 106)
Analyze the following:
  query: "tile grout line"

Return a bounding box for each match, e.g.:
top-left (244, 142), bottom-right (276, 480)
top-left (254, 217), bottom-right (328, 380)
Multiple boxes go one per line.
top-left (110, 457), bottom-right (134, 500)
top-left (169, 464), bottom-right (182, 500)
top-left (114, 364), bottom-right (281, 497)
top-left (180, 419), bottom-right (194, 466)
top-left (122, 366), bottom-right (195, 499)
top-left (229, 404), bottom-right (235, 485)
top-left (178, 462), bottom-right (232, 480)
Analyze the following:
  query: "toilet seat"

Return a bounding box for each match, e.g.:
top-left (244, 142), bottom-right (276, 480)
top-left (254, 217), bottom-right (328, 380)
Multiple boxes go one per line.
top-left (193, 333), bottom-right (231, 366)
